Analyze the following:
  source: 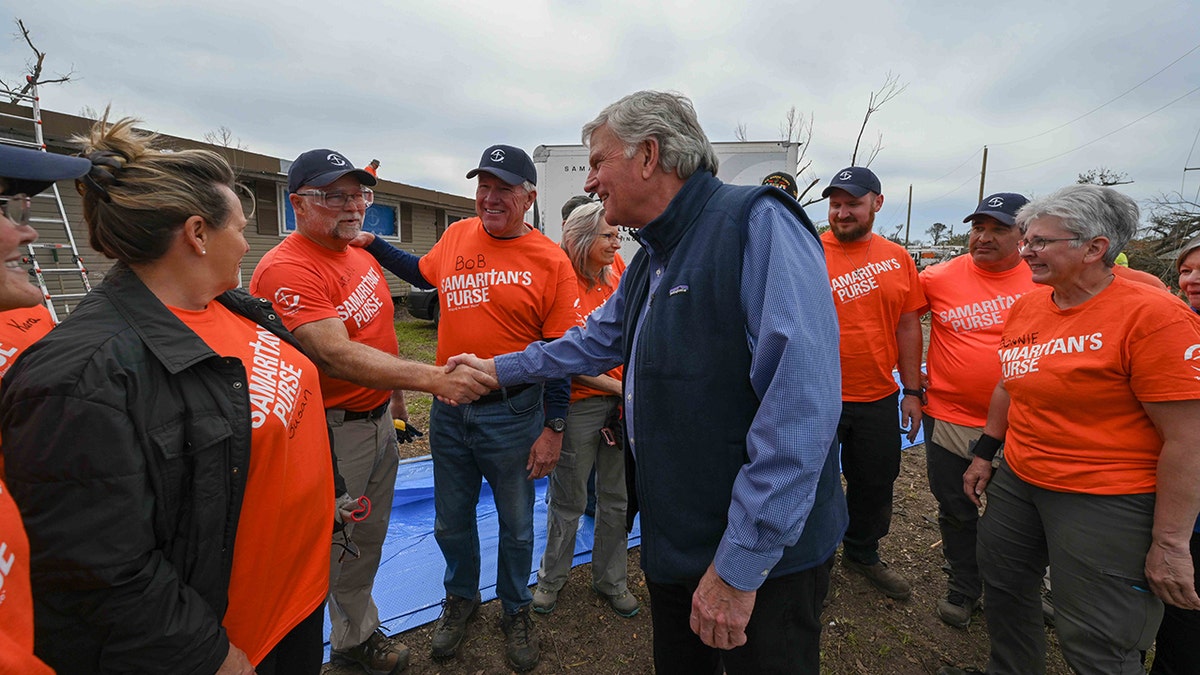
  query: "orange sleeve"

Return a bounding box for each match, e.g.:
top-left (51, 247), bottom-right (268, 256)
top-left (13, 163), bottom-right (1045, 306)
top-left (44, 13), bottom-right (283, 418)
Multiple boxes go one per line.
top-left (251, 259), bottom-right (341, 332)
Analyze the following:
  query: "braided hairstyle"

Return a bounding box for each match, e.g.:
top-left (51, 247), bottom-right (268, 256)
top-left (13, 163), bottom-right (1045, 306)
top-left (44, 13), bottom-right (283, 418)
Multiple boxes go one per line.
top-left (73, 113), bottom-right (236, 264)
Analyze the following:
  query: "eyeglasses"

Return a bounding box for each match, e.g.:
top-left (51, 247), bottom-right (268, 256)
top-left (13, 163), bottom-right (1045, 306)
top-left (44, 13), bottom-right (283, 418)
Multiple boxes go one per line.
top-left (295, 187), bottom-right (374, 209)
top-left (1017, 236), bottom-right (1080, 252)
top-left (598, 232), bottom-right (624, 243)
top-left (0, 194), bottom-right (32, 226)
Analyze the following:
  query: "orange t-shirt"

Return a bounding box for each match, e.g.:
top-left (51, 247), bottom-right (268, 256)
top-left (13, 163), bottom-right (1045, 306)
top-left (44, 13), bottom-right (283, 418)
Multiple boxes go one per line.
top-left (0, 304), bottom-right (55, 475)
top-left (0, 478), bottom-right (54, 675)
top-left (999, 276), bottom-right (1200, 494)
top-left (170, 302), bottom-right (333, 665)
top-left (419, 217), bottom-right (580, 364)
top-left (250, 233), bottom-right (397, 411)
top-left (571, 254), bottom-right (626, 403)
top-left (919, 256), bottom-right (1037, 427)
top-left (821, 232), bottom-right (926, 401)
top-left (1114, 264), bottom-right (1168, 291)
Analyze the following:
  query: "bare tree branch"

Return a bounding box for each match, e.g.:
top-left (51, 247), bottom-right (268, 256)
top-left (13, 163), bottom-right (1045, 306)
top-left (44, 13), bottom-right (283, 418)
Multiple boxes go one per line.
top-left (734, 121), bottom-right (748, 142)
top-left (1077, 167), bottom-right (1133, 186)
top-left (850, 71), bottom-right (907, 166)
top-left (204, 125), bottom-right (249, 151)
top-left (863, 131), bottom-right (884, 167)
top-left (5, 19), bottom-right (74, 103)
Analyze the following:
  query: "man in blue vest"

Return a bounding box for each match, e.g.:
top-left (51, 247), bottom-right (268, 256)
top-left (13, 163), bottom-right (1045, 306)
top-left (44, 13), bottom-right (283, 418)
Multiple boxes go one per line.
top-left (447, 90), bottom-right (847, 674)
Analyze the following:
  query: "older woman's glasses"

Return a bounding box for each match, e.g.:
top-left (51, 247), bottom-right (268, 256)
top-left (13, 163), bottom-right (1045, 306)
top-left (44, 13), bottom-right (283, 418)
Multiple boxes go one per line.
top-left (294, 187), bottom-right (374, 209)
top-left (0, 194), bottom-right (32, 226)
top-left (598, 233), bottom-right (624, 243)
top-left (1017, 236), bottom-right (1080, 252)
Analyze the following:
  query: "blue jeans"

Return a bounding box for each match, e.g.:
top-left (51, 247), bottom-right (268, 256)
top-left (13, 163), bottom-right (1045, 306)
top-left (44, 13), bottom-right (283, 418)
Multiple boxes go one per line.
top-left (430, 384), bottom-right (543, 614)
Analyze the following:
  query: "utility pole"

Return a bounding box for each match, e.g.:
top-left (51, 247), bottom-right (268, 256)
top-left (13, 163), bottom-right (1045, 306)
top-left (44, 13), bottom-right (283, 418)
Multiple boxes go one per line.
top-left (904, 184), bottom-right (913, 246)
top-left (978, 146), bottom-right (989, 203)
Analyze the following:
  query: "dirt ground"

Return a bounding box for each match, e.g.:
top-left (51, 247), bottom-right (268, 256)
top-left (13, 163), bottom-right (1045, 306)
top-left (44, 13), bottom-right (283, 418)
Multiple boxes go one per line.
top-left (323, 314), bottom-right (1081, 674)
top-left (322, 442), bottom-right (1081, 675)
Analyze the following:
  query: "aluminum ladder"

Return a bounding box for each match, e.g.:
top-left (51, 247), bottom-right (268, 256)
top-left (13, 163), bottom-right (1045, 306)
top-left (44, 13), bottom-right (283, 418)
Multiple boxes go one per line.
top-left (0, 76), bottom-right (90, 323)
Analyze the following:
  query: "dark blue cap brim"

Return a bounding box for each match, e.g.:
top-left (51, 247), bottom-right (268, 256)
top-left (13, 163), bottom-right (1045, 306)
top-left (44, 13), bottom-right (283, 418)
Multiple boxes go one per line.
top-left (290, 167), bottom-right (377, 193)
top-left (822, 183), bottom-right (872, 199)
top-left (0, 145), bottom-right (91, 196)
top-left (467, 166), bottom-right (531, 187)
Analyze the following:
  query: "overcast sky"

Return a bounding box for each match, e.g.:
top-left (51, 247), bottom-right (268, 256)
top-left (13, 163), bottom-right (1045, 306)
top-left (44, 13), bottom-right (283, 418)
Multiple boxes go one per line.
top-left (4, 0), bottom-right (1199, 242)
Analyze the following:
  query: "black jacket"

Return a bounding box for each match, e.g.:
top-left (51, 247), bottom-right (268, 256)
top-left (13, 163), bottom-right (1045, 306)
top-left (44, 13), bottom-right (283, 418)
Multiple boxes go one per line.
top-left (0, 264), bottom-right (315, 675)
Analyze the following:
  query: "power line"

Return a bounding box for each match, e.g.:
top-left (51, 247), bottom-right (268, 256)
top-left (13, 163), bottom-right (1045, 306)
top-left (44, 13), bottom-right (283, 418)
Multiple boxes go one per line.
top-left (992, 84), bottom-right (1200, 174)
top-left (992, 40), bottom-right (1200, 147)
top-left (928, 146), bottom-right (983, 183)
top-left (1184, 122), bottom-right (1200, 194)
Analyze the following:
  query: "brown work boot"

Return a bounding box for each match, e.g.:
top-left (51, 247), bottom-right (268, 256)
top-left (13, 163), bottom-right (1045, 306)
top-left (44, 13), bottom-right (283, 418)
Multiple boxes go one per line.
top-left (936, 590), bottom-right (980, 629)
top-left (842, 557), bottom-right (912, 600)
top-left (330, 628), bottom-right (410, 675)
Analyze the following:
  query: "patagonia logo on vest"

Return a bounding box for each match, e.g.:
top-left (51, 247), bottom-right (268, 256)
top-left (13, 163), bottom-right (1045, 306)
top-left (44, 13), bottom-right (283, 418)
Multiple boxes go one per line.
top-left (669, 284), bottom-right (689, 296)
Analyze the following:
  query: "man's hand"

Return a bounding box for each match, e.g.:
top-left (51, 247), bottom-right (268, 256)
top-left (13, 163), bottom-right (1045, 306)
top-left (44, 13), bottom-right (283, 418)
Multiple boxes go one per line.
top-left (215, 643), bottom-right (255, 674)
top-left (900, 394), bottom-right (923, 443)
top-left (527, 428), bottom-right (562, 479)
top-left (689, 564), bottom-right (756, 650)
top-left (445, 352), bottom-right (498, 380)
top-left (962, 455), bottom-right (995, 508)
top-left (1146, 539), bottom-right (1200, 610)
top-left (348, 231), bottom-right (376, 248)
top-left (431, 362), bottom-right (496, 405)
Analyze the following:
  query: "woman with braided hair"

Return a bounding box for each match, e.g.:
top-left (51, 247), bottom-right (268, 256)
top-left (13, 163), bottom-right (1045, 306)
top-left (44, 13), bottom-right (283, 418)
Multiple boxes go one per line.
top-left (0, 115), bottom-right (337, 675)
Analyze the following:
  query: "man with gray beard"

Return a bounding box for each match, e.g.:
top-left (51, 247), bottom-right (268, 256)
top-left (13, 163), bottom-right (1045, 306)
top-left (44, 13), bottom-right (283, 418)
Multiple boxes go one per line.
top-left (820, 167), bottom-right (926, 602)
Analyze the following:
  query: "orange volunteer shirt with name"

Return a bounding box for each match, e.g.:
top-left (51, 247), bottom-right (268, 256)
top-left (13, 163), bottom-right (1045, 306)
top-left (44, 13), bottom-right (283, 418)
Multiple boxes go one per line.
top-left (419, 217), bottom-right (579, 364)
top-left (571, 254), bottom-right (625, 403)
top-left (170, 302), bottom-right (332, 665)
top-left (0, 304), bottom-right (55, 475)
top-left (251, 233), bottom-right (398, 412)
top-left (822, 231), bottom-right (926, 401)
top-left (999, 276), bottom-right (1200, 494)
top-left (920, 255), bottom-right (1037, 427)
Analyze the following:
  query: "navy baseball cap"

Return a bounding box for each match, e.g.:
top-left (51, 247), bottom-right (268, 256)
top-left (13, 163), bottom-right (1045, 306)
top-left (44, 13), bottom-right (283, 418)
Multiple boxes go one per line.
top-left (963, 192), bottom-right (1029, 227)
top-left (466, 144), bottom-right (537, 186)
top-left (821, 166), bottom-right (881, 199)
top-left (287, 149), bottom-right (377, 194)
top-left (0, 144), bottom-right (90, 196)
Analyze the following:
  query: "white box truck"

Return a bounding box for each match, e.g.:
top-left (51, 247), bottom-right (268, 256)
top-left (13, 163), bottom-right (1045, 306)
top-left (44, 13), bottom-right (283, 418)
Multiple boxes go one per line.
top-left (530, 141), bottom-right (801, 262)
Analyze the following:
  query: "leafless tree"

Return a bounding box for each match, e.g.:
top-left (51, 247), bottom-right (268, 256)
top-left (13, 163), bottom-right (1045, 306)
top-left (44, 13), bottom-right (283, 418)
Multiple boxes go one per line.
top-left (733, 121), bottom-right (749, 142)
top-left (850, 71), bottom-right (906, 167)
top-left (0, 19), bottom-right (75, 103)
top-left (204, 125), bottom-right (248, 151)
top-left (1077, 167), bottom-right (1133, 186)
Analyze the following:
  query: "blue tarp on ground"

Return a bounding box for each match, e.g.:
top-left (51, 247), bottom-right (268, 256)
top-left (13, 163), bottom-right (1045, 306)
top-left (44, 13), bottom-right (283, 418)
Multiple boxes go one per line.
top-left (323, 373), bottom-right (924, 650)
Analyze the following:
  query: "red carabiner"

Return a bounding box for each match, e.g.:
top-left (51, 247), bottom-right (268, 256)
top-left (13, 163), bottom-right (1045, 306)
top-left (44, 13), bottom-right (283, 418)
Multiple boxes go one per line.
top-left (349, 496), bottom-right (371, 522)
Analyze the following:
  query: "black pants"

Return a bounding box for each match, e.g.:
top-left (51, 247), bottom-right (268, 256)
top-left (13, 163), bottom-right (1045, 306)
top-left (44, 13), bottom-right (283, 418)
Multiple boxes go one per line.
top-left (647, 558), bottom-right (832, 675)
top-left (837, 394), bottom-right (901, 564)
top-left (255, 602), bottom-right (326, 675)
top-left (924, 417), bottom-right (982, 601)
top-left (1150, 530), bottom-right (1200, 674)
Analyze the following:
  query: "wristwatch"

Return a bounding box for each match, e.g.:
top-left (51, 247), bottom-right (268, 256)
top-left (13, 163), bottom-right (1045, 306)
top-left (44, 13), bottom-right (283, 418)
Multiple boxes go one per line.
top-left (544, 417), bottom-right (566, 433)
top-left (902, 387), bottom-right (926, 404)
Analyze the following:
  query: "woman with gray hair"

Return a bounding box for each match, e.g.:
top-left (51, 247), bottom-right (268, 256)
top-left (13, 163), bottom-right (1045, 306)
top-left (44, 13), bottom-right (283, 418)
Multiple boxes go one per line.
top-left (947, 184), bottom-right (1200, 675)
top-left (530, 201), bottom-right (639, 617)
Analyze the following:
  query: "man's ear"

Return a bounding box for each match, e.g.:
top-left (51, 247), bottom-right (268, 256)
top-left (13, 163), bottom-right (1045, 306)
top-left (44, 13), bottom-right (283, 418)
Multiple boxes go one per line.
top-left (639, 139), bottom-right (659, 180)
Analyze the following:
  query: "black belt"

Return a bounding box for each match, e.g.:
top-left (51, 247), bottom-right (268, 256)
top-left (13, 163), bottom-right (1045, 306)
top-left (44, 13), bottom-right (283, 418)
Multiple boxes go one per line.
top-left (473, 383), bottom-right (535, 405)
top-left (339, 401), bottom-right (390, 421)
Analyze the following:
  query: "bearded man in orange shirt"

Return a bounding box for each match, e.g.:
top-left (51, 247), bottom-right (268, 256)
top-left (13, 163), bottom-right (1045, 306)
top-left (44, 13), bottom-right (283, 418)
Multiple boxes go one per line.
top-left (821, 167), bottom-right (925, 601)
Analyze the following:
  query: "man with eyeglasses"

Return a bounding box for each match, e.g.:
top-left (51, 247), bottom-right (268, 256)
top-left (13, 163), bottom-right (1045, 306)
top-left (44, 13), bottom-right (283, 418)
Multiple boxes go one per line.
top-left (917, 192), bottom-right (1036, 629)
top-left (250, 149), bottom-right (497, 675)
top-left (352, 144), bottom-right (579, 672)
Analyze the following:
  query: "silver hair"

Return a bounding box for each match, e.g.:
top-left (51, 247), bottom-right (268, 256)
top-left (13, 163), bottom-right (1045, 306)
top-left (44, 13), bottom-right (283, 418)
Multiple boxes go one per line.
top-left (521, 180), bottom-right (536, 196)
top-left (581, 90), bottom-right (719, 180)
top-left (1015, 184), bottom-right (1138, 267)
top-left (1176, 234), bottom-right (1200, 272)
top-left (560, 201), bottom-right (612, 286)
